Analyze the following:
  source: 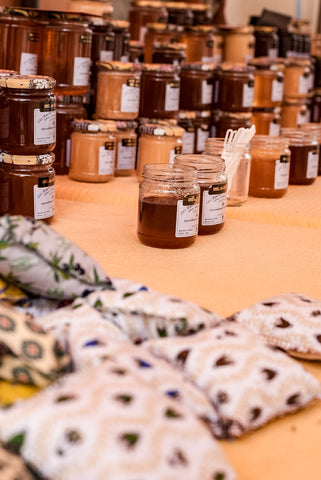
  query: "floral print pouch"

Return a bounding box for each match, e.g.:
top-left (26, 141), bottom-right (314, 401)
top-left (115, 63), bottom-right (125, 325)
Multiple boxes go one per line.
top-left (227, 293), bottom-right (321, 360)
top-left (0, 361), bottom-right (236, 480)
top-left (147, 321), bottom-right (321, 439)
top-left (0, 215), bottom-right (113, 300)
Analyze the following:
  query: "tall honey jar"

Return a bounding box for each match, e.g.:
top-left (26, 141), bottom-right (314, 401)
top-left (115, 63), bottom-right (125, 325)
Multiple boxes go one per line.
top-left (111, 20), bottom-right (130, 62)
top-left (128, 1), bottom-right (168, 42)
top-left (218, 25), bottom-right (255, 63)
top-left (254, 26), bottom-right (279, 58)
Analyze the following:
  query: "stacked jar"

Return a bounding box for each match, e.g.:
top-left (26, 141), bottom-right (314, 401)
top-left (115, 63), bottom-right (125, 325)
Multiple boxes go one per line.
top-left (128, 1), bottom-right (168, 43)
top-left (216, 25), bottom-right (255, 63)
top-left (179, 62), bottom-right (214, 153)
top-left (299, 122), bottom-right (321, 175)
top-left (247, 57), bottom-right (284, 136)
top-left (0, 75), bottom-right (57, 222)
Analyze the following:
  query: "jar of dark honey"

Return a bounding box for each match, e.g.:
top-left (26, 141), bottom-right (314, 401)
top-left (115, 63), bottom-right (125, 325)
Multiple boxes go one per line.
top-left (178, 110), bottom-right (196, 154)
top-left (299, 122), bottom-right (321, 175)
top-left (179, 62), bottom-right (214, 111)
top-left (114, 120), bottom-right (137, 177)
top-left (111, 20), bottom-right (130, 62)
top-left (137, 163), bottom-right (200, 248)
top-left (40, 15), bottom-right (92, 96)
top-left (307, 88), bottom-right (321, 122)
top-left (139, 64), bottom-right (180, 119)
top-left (128, 0), bottom-right (168, 42)
top-left (190, 3), bottom-right (212, 26)
top-left (143, 23), bottom-right (174, 63)
top-left (193, 110), bottom-right (211, 153)
top-left (152, 42), bottom-right (186, 65)
top-left (54, 95), bottom-right (87, 175)
top-left (213, 111), bottom-right (253, 138)
top-left (254, 26), bottom-right (279, 58)
top-left (0, 75), bottom-right (56, 155)
top-left (183, 25), bottom-right (215, 62)
top-left (129, 41), bottom-right (145, 63)
top-left (91, 22), bottom-right (115, 64)
top-left (0, 8), bottom-right (41, 75)
top-left (163, 2), bottom-right (193, 26)
top-left (0, 152), bottom-right (55, 222)
top-left (214, 63), bottom-right (255, 112)
top-left (252, 108), bottom-right (280, 136)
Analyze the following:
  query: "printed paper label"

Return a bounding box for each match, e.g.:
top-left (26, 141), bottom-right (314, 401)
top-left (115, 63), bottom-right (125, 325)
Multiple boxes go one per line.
top-left (201, 79), bottom-right (213, 105)
top-left (73, 57), bottom-right (91, 86)
top-left (120, 55), bottom-right (129, 62)
top-left (201, 187), bottom-right (226, 226)
top-left (297, 109), bottom-right (308, 125)
top-left (299, 73), bottom-right (310, 94)
top-left (99, 50), bottom-right (113, 62)
top-left (169, 145), bottom-right (182, 164)
top-left (117, 139), bottom-right (136, 170)
top-left (99, 145), bottom-right (115, 175)
top-left (182, 131), bottom-right (195, 154)
top-left (196, 128), bottom-right (209, 152)
top-left (20, 52), bottom-right (38, 75)
top-left (201, 56), bottom-right (214, 62)
top-left (175, 196), bottom-right (199, 238)
top-left (34, 109), bottom-right (56, 145)
top-left (165, 82), bottom-right (180, 111)
top-left (268, 47), bottom-right (278, 58)
top-left (139, 26), bottom-right (147, 43)
top-left (242, 81), bottom-right (254, 107)
top-left (121, 82), bottom-right (140, 113)
top-left (33, 181), bottom-right (55, 220)
top-left (271, 78), bottom-right (284, 102)
top-left (66, 138), bottom-right (71, 167)
top-left (306, 149), bottom-right (319, 178)
top-left (269, 121), bottom-right (280, 136)
top-left (274, 156), bottom-right (290, 189)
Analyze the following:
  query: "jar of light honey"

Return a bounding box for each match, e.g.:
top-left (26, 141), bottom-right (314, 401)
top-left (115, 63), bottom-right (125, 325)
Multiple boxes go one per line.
top-left (183, 25), bottom-right (215, 62)
top-left (114, 120), bottom-right (137, 177)
top-left (218, 25), bottom-right (255, 63)
top-left (248, 57), bottom-right (284, 109)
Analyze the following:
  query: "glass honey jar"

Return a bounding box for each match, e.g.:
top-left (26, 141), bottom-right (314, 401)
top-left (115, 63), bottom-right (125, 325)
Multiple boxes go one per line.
top-left (254, 26), bottom-right (279, 58)
top-left (143, 23), bottom-right (174, 63)
top-left (40, 15), bottom-right (92, 96)
top-left (111, 20), bottom-right (130, 62)
top-left (190, 3), bottom-right (212, 26)
top-left (96, 61), bottom-right (141, 120)
top-left (69, 119), bottom-right (116, 182)
top-left (164, 2), bottom-right (193, 26)
top-left (0, 75), bottom-right (56, 155)
top-left (0, 152), bottom-right (55, 222)
top-left (213, 63), bottom-right (255, 113)
top-left (212, 111), bottom-right (253, 138)
top-left (128, 0), bottom-right (168, 42)
top-left (68, 0), bottom-right (114, 19)
top-left (218, 25), bottom-right (255, 63)
top-left (252, 108), bottom-right (280, 136)
top-left (129, 41), bottom-right (145, 63)
top-left (114, 120), bottom-right (137, 177)
top-left (194, 110), bottom-right (211, 153)
top-left (179, 62), bottom-right (215, 111)
top-left (137, 163), bottom-right (200, 248)
top-left (280, 99), bottom-right (309, 128)
top-left (299, 122), bottom-right (321, 175)
top-left (152, 42), bottom-right (187, 65)
top-left (139, 64), bottom-right (180, 119)
top-left (283, 58), bottom-right (312, 101)
top-left (136, 123), bottom-right (184, 180)
top-left (249, 135), bottom-right (290, 198)
top-left (248, 57), bottom-right (284, 109)
top-left (183, 25), bottom-right (215, 63)
top-left (178, 110), bottom-right (196, 154)
top-left (174, 154), bottom-right (227, 235)
top-left (0, 8), bottom-right (41, 75)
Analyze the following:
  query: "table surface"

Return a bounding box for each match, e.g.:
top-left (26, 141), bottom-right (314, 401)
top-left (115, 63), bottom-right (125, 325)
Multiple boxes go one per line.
top-left (51, 176), bottom-right (321, 480)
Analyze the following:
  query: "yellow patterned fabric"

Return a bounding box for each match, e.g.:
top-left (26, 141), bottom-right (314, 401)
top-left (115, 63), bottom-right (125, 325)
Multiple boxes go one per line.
top-left (0, 380), bottom-right (39, 407)
top-left (0, 277), bottom-right (28, 303)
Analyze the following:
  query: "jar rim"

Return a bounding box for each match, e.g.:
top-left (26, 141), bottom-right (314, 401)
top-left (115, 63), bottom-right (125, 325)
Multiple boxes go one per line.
top-left (97, 61), bottom-right (141, 72)
top-left (139, 124), bottom-right (184, 137)
top-left (280, 128), bottom-right (318, 145)
top-left (142, 163), bottom-right (197, 181)
top-left (251, 135), bottom-right (289, 148)
top-left (0, 75), bottom-right (56, 90)
top-left (1, 152), bottom-right (55, 165)
top-left (72, 119), bottom-right (117, 133)
top-left (174, 154), bottom-right (225, 174)
top-left (181, 61), bottom-right (216, 72)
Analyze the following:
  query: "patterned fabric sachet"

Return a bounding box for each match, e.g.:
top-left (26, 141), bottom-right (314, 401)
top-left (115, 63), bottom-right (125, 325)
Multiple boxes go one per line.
top-left (227, 293), bottom-right (321, 360)
top-left (0, 444), bottom-right (35, 480)
top-left (0, 303), bottom-right (71, 387)
top-left (146, 321), bottom-right (321, 439)
top-left (0, 362), bottom-right (237, 480)
top-left (83, 278), bottom-right (221, 342)
top-left (0, 215), bottom-right (113, 300)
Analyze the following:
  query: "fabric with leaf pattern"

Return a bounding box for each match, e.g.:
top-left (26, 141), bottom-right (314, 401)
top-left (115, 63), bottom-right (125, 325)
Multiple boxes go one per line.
top-left (0, 361), bottom-right (236, 480)
top-left (0, 215), bottom-right (113, 299)
top-left (0, 303), bottom-right (71, 387)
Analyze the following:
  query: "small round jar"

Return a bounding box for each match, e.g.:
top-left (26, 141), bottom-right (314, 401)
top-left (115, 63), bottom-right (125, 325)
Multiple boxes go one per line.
top-left (0, 152), bottom-right (55, 222)
top-left (129, 41), bottom-right (145, 63)
top-left (0, 8), bottom-right (41, 75)
top-left (280, 128), bottom-right (319, 185)
top-left (114, 120), bottom-right (137, 177)
top-left (96, 61), bottom-right (141, 120)
top-left (307, 88), bottom-right (321, 122)
top-left (174, 154), bottom-right (227, 235)
top-left (205, 137), bottom-right (252, 206)
top-left (252, 108), bottom-right (281, 136)
top-left (69, 119), bottom-right (116, 183)
top-left (179, 62), bottom-right (214, 111)
top-left (280, 99), bottom-right (309, 128)
top-left (178, 110), bottom-right (196, 154)
top-left (143, 23), bottom-right (173, 63)
top-left (137, 163), bottom-right (200, 248)
top-left (40, 16), bottom-right (92, 96)
top-left (283, 59), bottom-right (312, 101)
top-left (254, 26), bottom-right (279, 58)
top-left (190, 3), bottom-right (212, 26)
top-left (136, 124), bottom-right (184, 180)
top-left (193, 110), bottom-right (211, 153)
top-left (0, 75), bottom-right (56, 155)
top-left (299, 122), bottom-right (321, 175)
top-left (249, 135), bottom-right (290, 198)
top-left (128, 0), bottom-right (168, 42)
top-left (218, 25), bottom-right (255, 63)
top-left (163, 2), bottom-right (193, 26)
top-left (214, 64), bottom-right (255, 113)
top-left (152, 42), bottom-right (186, 65)
top-left (68, 0), bottom-right (114, 18)
top-left (111, 20), bottom-right (130, 62)
top-left (248, 58), bottom-right (284, 108)
top-left (139, 64), bottom-right (180, 119)
top-left (54, 95), bottom-right (87, 175)
top-left (213, 111), bottom-right (253, 138)
top-left (183, 25), bottom-right (215, 63)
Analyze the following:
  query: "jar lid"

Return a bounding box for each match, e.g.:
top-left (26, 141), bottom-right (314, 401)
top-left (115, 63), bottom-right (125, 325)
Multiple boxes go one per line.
top-left (146, 22), bottom-right (168, 30)
top-left (153, 41), bottom-right (186, 51)
top-left (178, 110), bottom-right (196, 120)
top-left (72, 119), bottom-right (117, 133)
top-left (280, 128), bottom-right (316, 145)
top-left (139, 117), bottom-right (178, 126)
top-left (0, 75), bottom-right (56, 89)
top-left (181, 61), bottom-right (215, 72)
top-left (216, 24), bottom-right (254, 34)
top-left (1, 152), bottom-right (55, 165)
top-left (142, 163), bottom-right (198, 182)
top-left (129, 40), bottom-right (144, 48)
top-left (185, 25), bottom-right (214, 33)
top-left (218, 62), bottom-right (255, 74)
top-left (163, 2), bottom-right (192, 9)
top-left (217, 111), bottom-right (253, 120)
top-left (175, 154), bottom-right (225, 174)
top-left (111, 19), bottom-right (129, 29)
top-left (189, 3), bottom-right (211, 11)
top-left (56, 94), bottom-right (84, 104)
top-left (114, 120), bottom-right (138, 130)
top-left (251, 135), bottom-right (289, 149)
top-left (195, 110), bottom-right (211, 119)
top-left (282, 98), bottom-right (307, 106)
top-left (0, 69), bottom-right (17, 77)
top-left (248, 57), bottom-right (285, 71)
top-left (254, 26), bottom-right (277, 33)
top-left (139, 123), bottom-right (184, 137)
top-left (131, 0), bottom-right (166, 7)
top-left (284, 58), bottom-right (311, 68)
top-left (97, 61), bottom-right (141, 72)
top-left (141, 63), bottom-right (180, 72)
top-left (1, 7), bottom-right (35, 18)
top-left (252, 107), bottom-right (281, 114)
